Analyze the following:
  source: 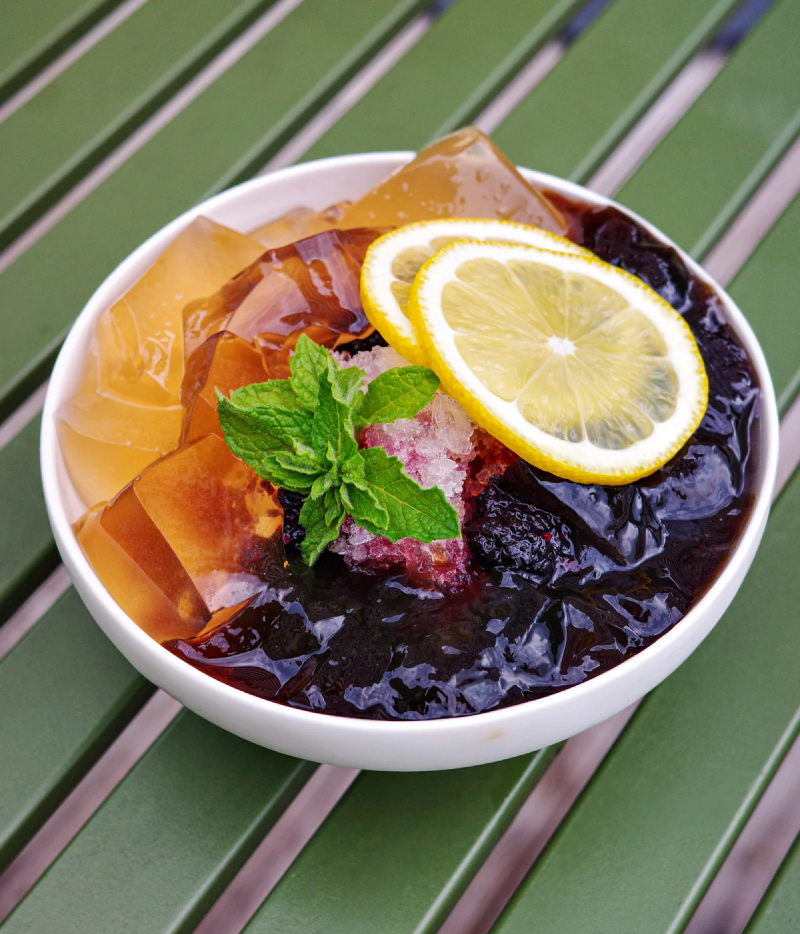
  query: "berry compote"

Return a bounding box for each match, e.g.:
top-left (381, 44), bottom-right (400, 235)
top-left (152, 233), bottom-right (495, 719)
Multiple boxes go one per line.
top-left (167, 192), bottom-right (760, 721)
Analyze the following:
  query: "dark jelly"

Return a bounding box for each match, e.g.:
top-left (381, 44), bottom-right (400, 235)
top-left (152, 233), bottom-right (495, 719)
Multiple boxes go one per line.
top-left (167, 194), bottom-right (760, 721)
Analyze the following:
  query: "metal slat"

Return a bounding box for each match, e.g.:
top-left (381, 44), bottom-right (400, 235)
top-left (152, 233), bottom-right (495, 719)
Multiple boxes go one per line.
top-left (614, 0), bottom-right (800, 259)
top-left (0, 417), bottom-right (59, 622)
top-left (0, 0), bottom-right (288, 252)
top-left (491, 0), bottom-right (742, 181)
top-left (742, 833), bottom-right (800, 933)
top-left (0, 589), bottom-right (151, 874)
top-left (0, 713), bottom-right (315, 934)
top-left (0, 0), bottom-right (126, 104)
top-left (296, 0), bottom-right (587, 160)
top-left (242, 751), bottom-right (557, 934)
top-left (709, 161), bottom-right (800, 416)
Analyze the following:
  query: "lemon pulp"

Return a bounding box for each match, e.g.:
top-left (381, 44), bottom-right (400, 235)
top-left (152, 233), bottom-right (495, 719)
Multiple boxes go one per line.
top-left (360, 219), bottom-right (586, 364)
top-left (409, 242), bottom-right (708, 484)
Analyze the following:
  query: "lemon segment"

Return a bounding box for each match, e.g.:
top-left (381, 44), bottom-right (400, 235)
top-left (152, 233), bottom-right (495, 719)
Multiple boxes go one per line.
top-left (360, 219), bottom-right (588, 365)
top-left (408, 242), bottom-right (708, 484)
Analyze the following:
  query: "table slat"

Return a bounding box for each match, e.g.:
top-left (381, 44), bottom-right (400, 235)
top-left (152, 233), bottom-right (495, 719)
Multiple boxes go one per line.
top-left (0, 0), bottom-right (124, 103)
top-left (0, 588), bottom-right (150, 873)
top-left (492, 0), bottom-right (740, 182)
top-left (242, 751), bottom-right (555, 934)
top-left (0, 416), bottom-right (59, 622)
top-left (614, 0), bottom-right (800, 257)
top-left (0, 0), bottom-right (285, 250)
top-left (301, 0), bottom-right (584, 159)
top-left (744, 836), bottom-right (800, 934)
top-left (715, 191), bottom-right (800, 415)
top-left (0, 0), bottom-right (426, 420)
top-left (1, 713), bottom-right (314, 934)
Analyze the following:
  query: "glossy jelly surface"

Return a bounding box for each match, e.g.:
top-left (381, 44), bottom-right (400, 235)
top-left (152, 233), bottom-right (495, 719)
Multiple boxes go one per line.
top-left (338, 127), bottom-right (569, 234)
top-left (58, 218), bottom-right (264, 506)
top-left (77, 433), bottom-right (282, 643)
top-left (165, 194), bottom-right (760, 721)
top-left (182, 227), bottom-right (380, 376)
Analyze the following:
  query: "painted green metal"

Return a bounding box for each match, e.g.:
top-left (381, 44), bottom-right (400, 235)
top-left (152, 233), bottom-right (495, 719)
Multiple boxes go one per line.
top-left (1, 713), bottom-right (314, 934)
top-left (0, 0), bottom-right (284, 250)
top-left (243, 749), bottom-right (556, 934)
top-left (493, 470), bottom-right (800, 934)
top-left (1, 0), bottom-right (798, 930)
top-left (492, 0), bottom-right (740, 182)
top-left (0, 0), bottom-right (426, 421)
top-left (302, 0), bottom-right (585, 160)
top-left (0, 587), bottom-right (150, 873)
top-left (744, 836), bottom-right (800, 934)
top-left (718, 191), bottom-right (800, 416)
top-left (615, 0), bottom-right (800, 258)
top-left (0, 416), bottom-right (59, 623)
top-left (0, 0), bottom-right (123, 104)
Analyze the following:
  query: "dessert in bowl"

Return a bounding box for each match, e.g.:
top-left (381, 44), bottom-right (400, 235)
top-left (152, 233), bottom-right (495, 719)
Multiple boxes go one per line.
top-left (41, 129), bottom-right (778, 770)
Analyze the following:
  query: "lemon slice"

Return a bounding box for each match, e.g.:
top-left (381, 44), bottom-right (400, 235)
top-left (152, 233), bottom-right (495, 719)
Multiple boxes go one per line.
top-left (360, 219), bottom-right (588, 364)
top-left (408, 242), bottom-right (708, 484)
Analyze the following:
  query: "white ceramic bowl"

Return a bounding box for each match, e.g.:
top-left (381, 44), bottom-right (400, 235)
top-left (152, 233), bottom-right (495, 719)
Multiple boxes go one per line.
top-left (41, 154), bottom-right (779, 771)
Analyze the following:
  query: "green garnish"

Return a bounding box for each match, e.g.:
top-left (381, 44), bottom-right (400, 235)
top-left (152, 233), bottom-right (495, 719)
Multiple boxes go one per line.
top-left (217, 335), bottom-right (461, 565)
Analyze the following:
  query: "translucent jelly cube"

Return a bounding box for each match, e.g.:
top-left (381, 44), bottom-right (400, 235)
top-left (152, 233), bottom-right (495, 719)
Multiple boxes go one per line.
top-left (338, 127), bottom-right (568, 233)
top-left (59, 217), bottom-right (263, 507)
top-left (181, 332), bottom-right (270, 443)
top-left (183, 227), bottom-right (380, 377)
top-left (248, 201), bottom-right (352, 250)
top-left (58, 360), bottom-right (183, 506)
top-left (97, 217), bottom-right (264, 407)
top-left (76, 434), bottom-right (282, 643)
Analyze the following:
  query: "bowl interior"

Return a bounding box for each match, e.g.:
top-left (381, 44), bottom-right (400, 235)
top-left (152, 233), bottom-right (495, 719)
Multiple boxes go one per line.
top-left (40, 153), bottom-right (780, 770)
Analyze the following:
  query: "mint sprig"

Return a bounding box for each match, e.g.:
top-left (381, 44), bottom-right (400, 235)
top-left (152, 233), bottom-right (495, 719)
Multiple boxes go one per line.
top-left (217, 335), bottom-right (460, 565)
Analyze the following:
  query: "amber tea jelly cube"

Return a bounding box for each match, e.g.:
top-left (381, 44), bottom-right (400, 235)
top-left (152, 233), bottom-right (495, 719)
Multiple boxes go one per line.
top-left (339, 127), bottom-right (568, 233)
top-left (59, 217), bottom-right (264, 507)
top-left (248, 201), bottom-right (352, 250)
top-left (183, 228), bottom-right (380, 376)
top-left (97, 216), bottom-right (264, 407)
top-left (181, 332), bottom-right (270, 443)
top-left (76, 434), bottom-right (282, 643)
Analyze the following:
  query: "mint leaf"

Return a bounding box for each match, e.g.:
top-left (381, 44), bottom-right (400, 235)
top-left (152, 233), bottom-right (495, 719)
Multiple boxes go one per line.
top-left (324, 487), bottom-right (344, 525)
top-left (312, 371), bottom-right (357, 468)
top-left (299, 495), bottom-right (345, 564)
top-left (290, 334), bottom-right (331, 411)
top-left (354, 366), bottom-right (439, 429)
top-left (310, 471), bottom-right (334, 500)
top-left (342, 480), bottom-right (389, 533)
top-left (217, 394), bottom-right (314, 465)
top-left (230, 380), bottom-right (302, 412)
top-left (332, 364), bottom-right (365, 406)
top-left (254, 455), bottom-right (318, 493)
top-left (355, 447), bottom-right (460, 542)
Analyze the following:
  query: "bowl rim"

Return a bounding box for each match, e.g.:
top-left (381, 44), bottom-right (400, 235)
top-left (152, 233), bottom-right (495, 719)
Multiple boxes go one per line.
top-left (41, 151), bottom-right (780, 745)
